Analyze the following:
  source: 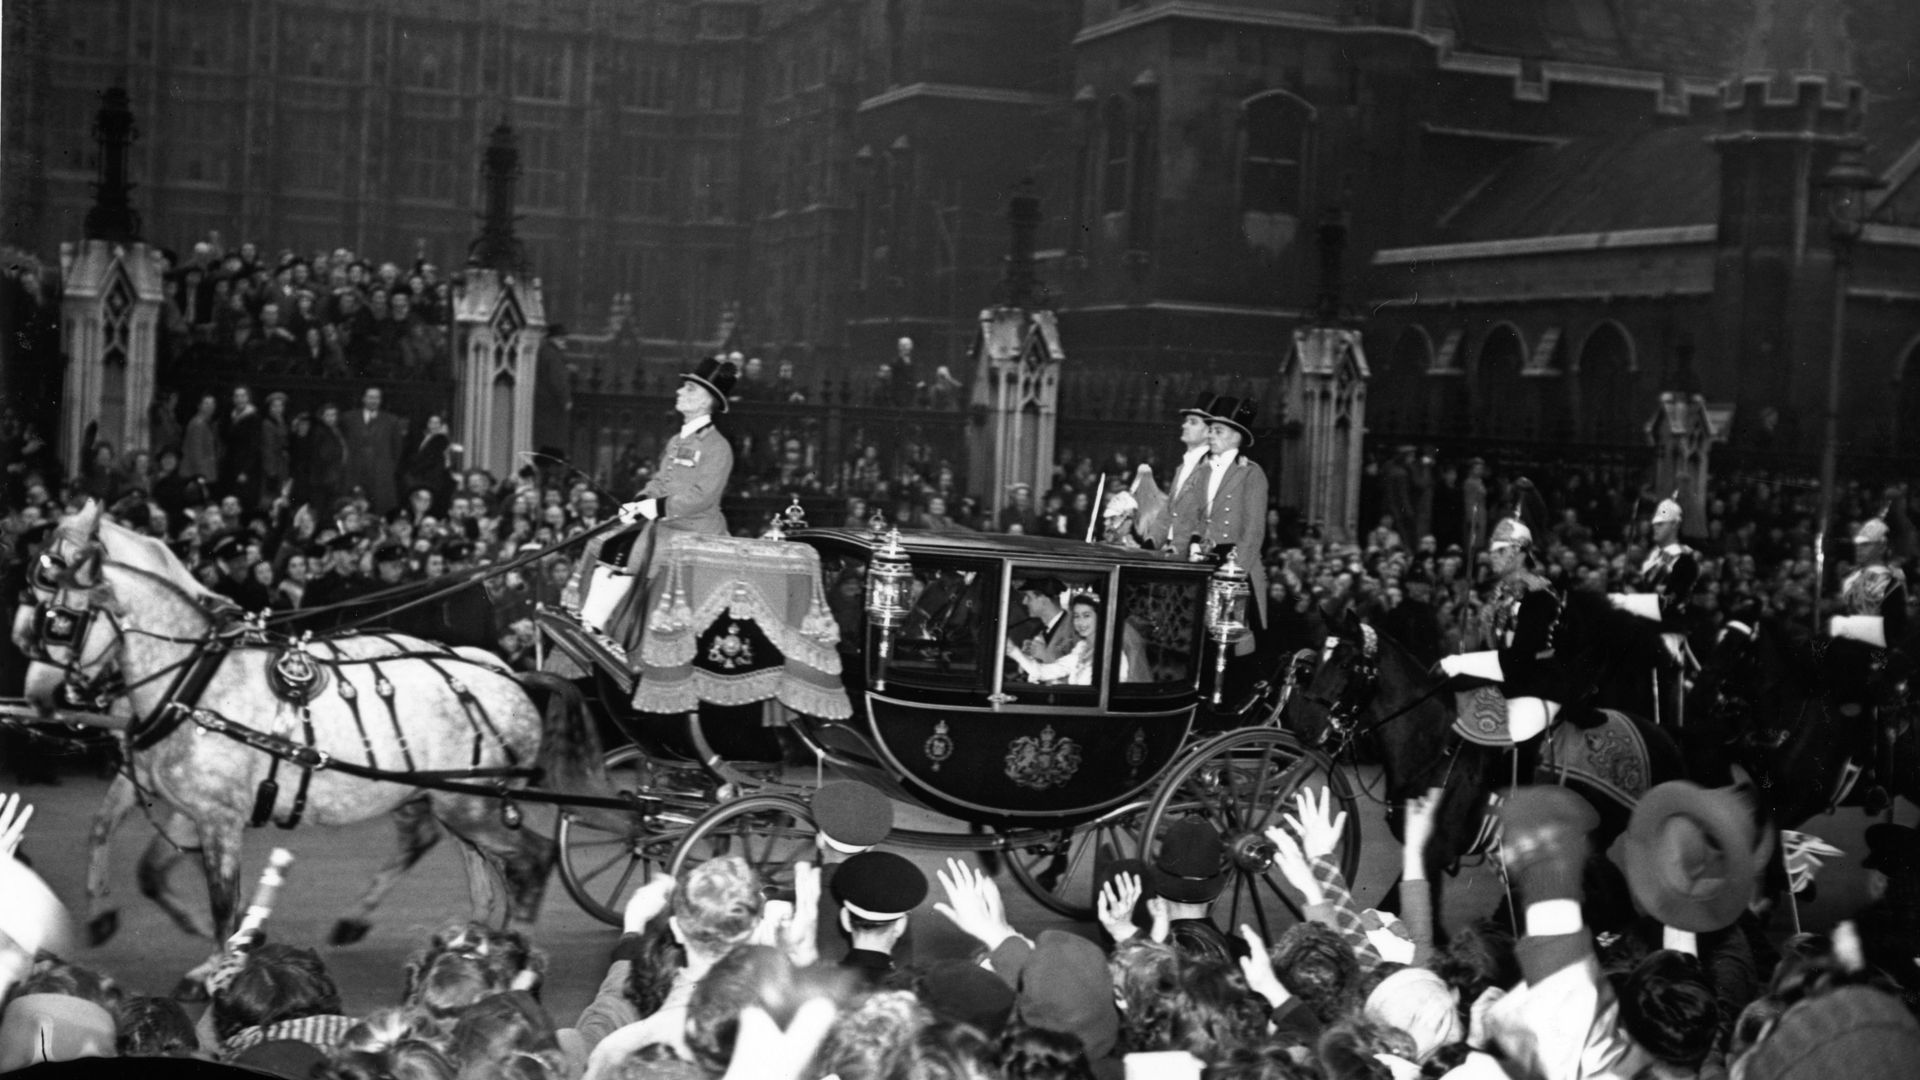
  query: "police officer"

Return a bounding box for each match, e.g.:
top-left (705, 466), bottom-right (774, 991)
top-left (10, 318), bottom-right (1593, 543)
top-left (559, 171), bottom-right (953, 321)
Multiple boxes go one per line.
top-left (209, 533), bottom-right (272, 613)
top-left (809, 781), bottom-right (895, 965)
top-left (828, 850), bottom-right (928, 985)
top-left (1831, 511), bottom-right (1909, 813)
top-left (1441, 516), bottom-right (1568, 779)
top-left (1609, 494), bottom-right (1700, 724)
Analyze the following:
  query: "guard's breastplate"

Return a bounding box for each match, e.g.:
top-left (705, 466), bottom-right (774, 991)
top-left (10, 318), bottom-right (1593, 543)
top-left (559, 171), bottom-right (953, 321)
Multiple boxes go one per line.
top-left (1639, 546), bottom-right (1687, 590)
top-left (1488, 576), bottom-right (1537, 648)
top-left (1841, 563), bottom-right (1903, 617)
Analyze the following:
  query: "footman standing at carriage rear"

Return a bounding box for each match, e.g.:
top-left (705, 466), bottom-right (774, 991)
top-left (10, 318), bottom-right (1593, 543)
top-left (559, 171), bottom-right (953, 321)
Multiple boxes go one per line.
top-left (1198, 398), bottom-right (1269, 656)
top-left (1829, 510), bottom-right (1909, 814)
top-left (1440, 515), bottom-right (1568, 784)
top-left (597, 356), bottom-right (738, 656)
top-left (1607, 494), bottom-right (1699, 726)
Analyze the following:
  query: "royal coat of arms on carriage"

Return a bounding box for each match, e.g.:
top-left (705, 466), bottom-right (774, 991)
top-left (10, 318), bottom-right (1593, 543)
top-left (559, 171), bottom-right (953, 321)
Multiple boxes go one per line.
top-left (706, 621), bottom-right (755, 670)
top-left (1005, 725), bottom-right (1082, 790)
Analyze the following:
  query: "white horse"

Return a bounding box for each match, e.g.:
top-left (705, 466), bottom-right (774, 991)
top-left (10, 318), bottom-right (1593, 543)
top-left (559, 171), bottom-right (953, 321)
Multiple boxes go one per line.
top-left (21, 501), bottom-right (605, 942)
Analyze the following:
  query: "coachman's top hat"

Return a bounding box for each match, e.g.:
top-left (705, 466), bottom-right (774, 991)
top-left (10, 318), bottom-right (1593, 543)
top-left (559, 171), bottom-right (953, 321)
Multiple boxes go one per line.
top-left (680, 356), bottom-right (738, 413)
top-left (1178, 391), bottom-right (1217, 421)
top-left (1205, 397), bottom-right (1257, 448)
top-left (1624, 781), bottom-right (1771, 933)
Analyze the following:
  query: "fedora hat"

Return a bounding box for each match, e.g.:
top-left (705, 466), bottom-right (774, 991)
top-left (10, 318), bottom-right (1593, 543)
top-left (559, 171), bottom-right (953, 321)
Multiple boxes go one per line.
top-left (1147, 819), bottom-right (1227, 903)
top-left (680, 355), bottom-right (738, 413)
top-left (1624, 781), bottom-right (1771, 932)
top-left (1206, 397), bottom-right (1257, 448)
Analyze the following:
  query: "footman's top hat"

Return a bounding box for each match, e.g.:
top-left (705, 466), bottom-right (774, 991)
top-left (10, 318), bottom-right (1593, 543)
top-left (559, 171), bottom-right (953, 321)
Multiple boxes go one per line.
top-left (1205, 397), bottom-right (1257, 448)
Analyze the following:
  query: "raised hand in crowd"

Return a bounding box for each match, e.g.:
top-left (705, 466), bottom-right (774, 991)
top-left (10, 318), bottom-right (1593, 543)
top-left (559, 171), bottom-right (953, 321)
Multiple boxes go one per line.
top-left (1262, 821), bottom-right (1325, 907)
top-left (0, 792), bottom-right (32, 861)
top-left (932, 856), bottom-right (1018, 951)
top-left (1284, 784), bottom-right (1348, 861)
top-left (1401, 785), bottom-right (1444, 883)
top-left (1236, 924), bottom-right (1293, 1010)
top-left (1097, 869), bottom-right (1143, 944)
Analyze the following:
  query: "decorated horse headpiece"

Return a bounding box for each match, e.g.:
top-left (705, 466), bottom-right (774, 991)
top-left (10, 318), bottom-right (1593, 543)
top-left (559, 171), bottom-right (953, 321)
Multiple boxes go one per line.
top-left (1489, 516), bottom-right (1532, 549)
top-left (1652, 491), bottom-right (1683, 527)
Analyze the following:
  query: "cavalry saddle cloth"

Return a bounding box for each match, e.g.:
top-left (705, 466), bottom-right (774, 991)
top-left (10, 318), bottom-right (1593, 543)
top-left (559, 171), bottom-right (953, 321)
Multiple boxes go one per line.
top-left (1453, 686), bottom-right (1650, 807)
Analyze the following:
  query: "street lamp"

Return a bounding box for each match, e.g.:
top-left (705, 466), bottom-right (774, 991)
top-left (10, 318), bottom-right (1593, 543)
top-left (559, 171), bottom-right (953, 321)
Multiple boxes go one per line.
top-left (1813, 145), bottom-right (1882, 634)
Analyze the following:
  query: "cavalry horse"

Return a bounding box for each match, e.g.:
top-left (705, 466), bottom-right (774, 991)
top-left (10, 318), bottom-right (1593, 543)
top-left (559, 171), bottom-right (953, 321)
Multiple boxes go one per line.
top-left (20, 501), bottom-right (605, 944)
top-left (1290, 609), bottom-right (1683, 879)
top-left (1684, 615), bottom-right (1919, 829)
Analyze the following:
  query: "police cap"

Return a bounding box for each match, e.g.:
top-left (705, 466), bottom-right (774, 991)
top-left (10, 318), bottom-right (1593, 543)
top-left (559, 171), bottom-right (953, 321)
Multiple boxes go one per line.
top-left (830, 850), bottom-right (928, 922)
top-left (812, 781), bottom-right (893, 853)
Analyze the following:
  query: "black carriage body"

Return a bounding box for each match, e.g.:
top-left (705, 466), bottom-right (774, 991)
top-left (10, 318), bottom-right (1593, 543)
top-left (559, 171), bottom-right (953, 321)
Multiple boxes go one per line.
top-left (790, 528), bottom-right (1214, 828)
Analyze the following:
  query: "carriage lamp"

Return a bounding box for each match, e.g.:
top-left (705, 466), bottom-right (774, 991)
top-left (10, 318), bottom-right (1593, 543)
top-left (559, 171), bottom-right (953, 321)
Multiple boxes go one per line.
top-left (1204, 549), bottom-right (1251, 704)
top-left (865, 528), bottom-right (914, 690)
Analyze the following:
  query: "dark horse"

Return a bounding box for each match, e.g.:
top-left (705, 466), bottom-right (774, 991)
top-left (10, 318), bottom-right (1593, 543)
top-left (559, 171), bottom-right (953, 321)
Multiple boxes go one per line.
top-left (1290, 608), bottom-right (1685, 876)
top-left (1684, 615), bottom-right (1919, 829)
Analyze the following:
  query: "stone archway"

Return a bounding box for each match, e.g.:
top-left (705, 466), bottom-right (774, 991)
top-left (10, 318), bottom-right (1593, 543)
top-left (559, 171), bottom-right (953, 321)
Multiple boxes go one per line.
top-left (1471, 324), bottom-right (1527, 437)
top-left (1898, 337), bottom-right (1920, 458)
top-left (1375, 326), bottom-right (1432, 436)
top-left (1575, 322), bottom-right (1640, 445)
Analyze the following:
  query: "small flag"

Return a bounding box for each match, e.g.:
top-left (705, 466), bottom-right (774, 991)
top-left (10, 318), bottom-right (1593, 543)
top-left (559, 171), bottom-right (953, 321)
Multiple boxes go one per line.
top-left (1783, 830), bottom-right (1843, 895)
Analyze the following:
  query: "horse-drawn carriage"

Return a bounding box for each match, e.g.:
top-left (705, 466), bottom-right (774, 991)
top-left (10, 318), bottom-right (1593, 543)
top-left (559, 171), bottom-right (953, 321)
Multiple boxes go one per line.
top-left (13, 502), bottom-right (1356, 955)
top-left (539, 523), bottom-right (1358, 935)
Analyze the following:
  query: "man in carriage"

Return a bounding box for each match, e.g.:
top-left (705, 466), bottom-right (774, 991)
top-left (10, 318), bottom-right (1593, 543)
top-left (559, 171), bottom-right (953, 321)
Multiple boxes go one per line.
top-left (1828, 510), bottom-right (1911, 814)
top-left (1606, 493), bottom-right (1700, 726)
top-left (1438, 514), bottom-right (1571, 781)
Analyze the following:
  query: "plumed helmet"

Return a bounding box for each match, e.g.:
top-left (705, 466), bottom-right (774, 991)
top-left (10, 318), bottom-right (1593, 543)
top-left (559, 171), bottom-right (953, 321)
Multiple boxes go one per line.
top-left (1856, 513), bottom-right (1891, 547)
top-left (1490, 516), bottom-right (1532, 548)
top-left (1652, 493), bottom-right (1683, 526)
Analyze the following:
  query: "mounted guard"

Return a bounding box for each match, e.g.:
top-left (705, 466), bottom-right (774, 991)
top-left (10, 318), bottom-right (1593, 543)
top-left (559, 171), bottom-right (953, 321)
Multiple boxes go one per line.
top-left (1607, 493), bottom-right (1700, 725)
top-left (1439, 514), bottom-right (1569, 780)
top-left (1829, 509), bottom-right (1911, 814)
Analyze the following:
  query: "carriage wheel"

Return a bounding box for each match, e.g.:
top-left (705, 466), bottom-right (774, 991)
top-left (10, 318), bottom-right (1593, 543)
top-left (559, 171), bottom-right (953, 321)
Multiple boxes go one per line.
top-left (1004, 801), bottom-right (1149, 920)
top-left (667, 794), bottom-right (818, 897)
top-left (1138, 728), bottom-right (1358, 943)
top-left (556, 744), bottom-right (683, 926)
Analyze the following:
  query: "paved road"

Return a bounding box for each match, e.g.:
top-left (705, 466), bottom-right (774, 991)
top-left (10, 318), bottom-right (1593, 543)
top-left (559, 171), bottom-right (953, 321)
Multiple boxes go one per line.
top-left (9, 767), bottom-right (1897, 1025)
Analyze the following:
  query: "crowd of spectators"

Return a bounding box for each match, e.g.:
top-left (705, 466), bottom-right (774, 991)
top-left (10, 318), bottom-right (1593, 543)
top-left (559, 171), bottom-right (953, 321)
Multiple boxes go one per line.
top-left (159, 237), bottom-right (453, 382)
top-left (5, 763), bottom-right (1919, 1080)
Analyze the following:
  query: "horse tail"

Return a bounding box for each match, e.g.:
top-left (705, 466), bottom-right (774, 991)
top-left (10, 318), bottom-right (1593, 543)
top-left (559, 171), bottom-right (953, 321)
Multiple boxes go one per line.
top-left (515, 671), bottom-right (609, 798)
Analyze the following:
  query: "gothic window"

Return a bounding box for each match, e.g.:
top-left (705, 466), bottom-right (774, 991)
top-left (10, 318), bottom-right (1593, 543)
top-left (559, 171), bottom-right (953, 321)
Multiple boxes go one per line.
top-left (168, 6), bottom-right (234, 70)
top-left (173, 99), bottom-right (236, 185)
top-left (102, 265), bottom-right (135, 368)
top-left (624, 50), bottom-right (671, 109)
top-left (396, 115), bottom-right (460, 202)
top-left (61, 0), bottom-right (123, 59)
top-left (886, 0), bottom-right (906, 86)
top-left (690, 147), bottom-right (736, 220)
top-left (1241, 92), bottom-right (1312, 216)
top-left (399, 26), bottom-right (461, 91)
top-left (512, 40), bottom-right (570, 101)
top-left (1101, 97), bottom-right (1130, 214)
top-left (617, 136), bottom-right (668, 218)
top-left (519, 127), bottom-right (571, 210)
top-left (282, 107), bottom-right (349, 194)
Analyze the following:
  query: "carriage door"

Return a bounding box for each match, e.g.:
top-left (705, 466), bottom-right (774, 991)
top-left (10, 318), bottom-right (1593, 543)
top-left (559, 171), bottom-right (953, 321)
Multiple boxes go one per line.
top-left (882, 555), bottom-right (998, 707)
top-left (1110, 568), bottom-right (1208, 706)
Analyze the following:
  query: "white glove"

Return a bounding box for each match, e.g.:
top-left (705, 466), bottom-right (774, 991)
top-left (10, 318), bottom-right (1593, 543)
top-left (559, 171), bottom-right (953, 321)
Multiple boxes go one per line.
top-left (1439, 651), bottom-right (1504, 681)
top-left (1609, 593), bottom-right (1662, 621)
top-left (1829, 615), bottom-right (1886, 648)
top-left (618, 498), bottom-right (662, 524)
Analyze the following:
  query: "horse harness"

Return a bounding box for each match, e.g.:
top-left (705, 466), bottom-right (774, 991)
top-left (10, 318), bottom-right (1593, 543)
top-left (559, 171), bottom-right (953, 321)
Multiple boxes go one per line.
top-left (33, 542), bottom-right (535, 830)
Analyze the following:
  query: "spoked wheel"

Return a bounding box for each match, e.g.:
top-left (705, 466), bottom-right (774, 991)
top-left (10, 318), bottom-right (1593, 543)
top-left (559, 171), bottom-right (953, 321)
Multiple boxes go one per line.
top-left (668, 794), bottom-right (818, 896)
top-left (556, 744), bottom-right (690, 926)
top-left (1004, 801), bottom-right (1149, 920)
top-left (1138, 728), bottom-right (1358, 942)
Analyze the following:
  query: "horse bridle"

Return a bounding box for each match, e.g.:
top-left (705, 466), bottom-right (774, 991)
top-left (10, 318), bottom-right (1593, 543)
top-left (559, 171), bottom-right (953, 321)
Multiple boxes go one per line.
top-left (26, 540), bottom-right (224, 717)
top-left (1297, 625), bottom-right (1380, 745)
